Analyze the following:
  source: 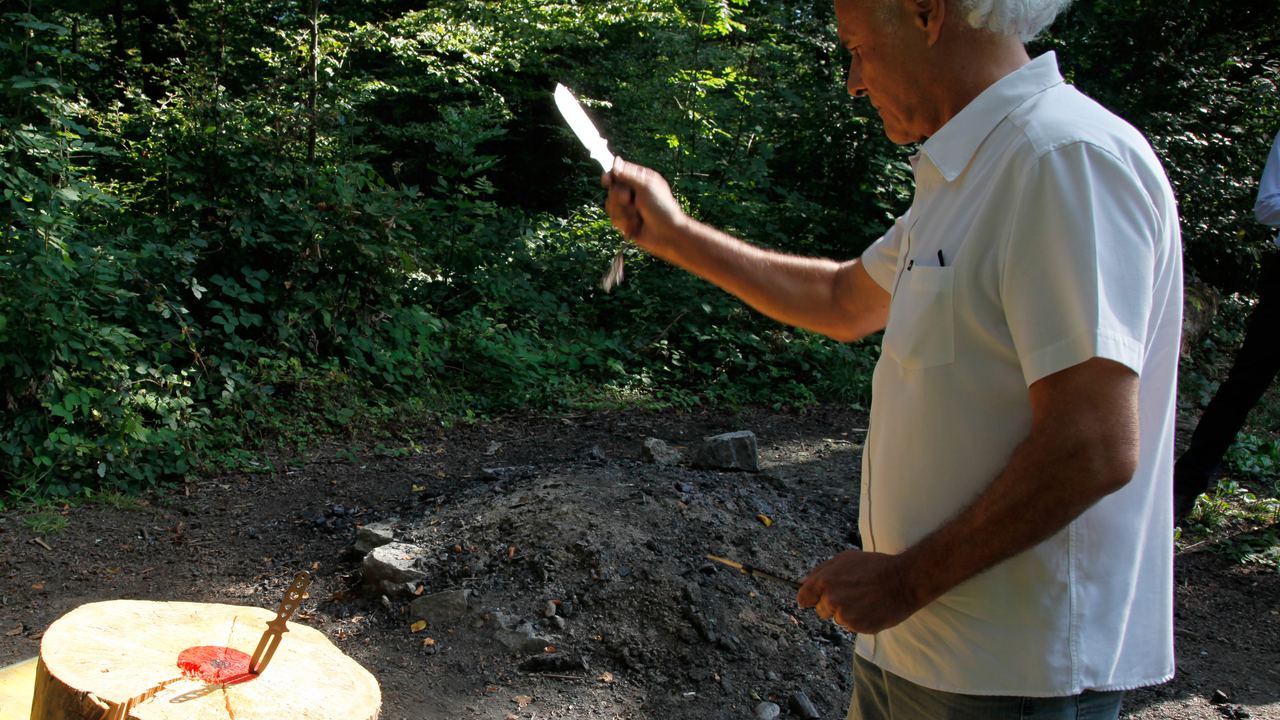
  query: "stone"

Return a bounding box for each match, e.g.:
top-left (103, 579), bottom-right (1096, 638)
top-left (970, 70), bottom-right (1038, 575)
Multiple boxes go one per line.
top-left (409, 589), bottom-right (469, 624)
top-left (495, 621), bottom-right (556, 654)
top-left (353, 519), bottom-right (397, 555)
top-left (641, 438), bottom-right (682, 465)
top-left (787, 691), bottom-right (820, 719)
top-left (754, 702), bottom-right (781, 720)
top-left (490, 611), bottom-right (556, 653)
top-left (361, 542), bottom-right (428, 596)
top-left (752, 637), bottom-right (778, 658)
top-left (544, 600), bottom-right (558, 618)
top-left (480, 466), bottom-right (538, 482)
top-left (551, 616), bottom-right (566, 630)
top-left (694, 431), bottom-right (760, 472)
top-left (682, 582), bottom-right (702, 604)
top-left (518, 654), bottom-right (587, 673)
top-left (802, 641), bottom-right (828, 669)
top-left (1211, 690), bottom-right (1230, 705)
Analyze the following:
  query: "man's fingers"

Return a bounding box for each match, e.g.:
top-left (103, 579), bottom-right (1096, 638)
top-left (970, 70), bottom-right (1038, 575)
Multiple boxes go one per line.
top-left (814, 595), bottom-right (836, 620)
top-left (796, 577), bottom-right (820, 608)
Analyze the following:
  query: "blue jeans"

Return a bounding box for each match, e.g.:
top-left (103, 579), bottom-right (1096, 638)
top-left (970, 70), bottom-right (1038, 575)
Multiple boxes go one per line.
top-left (848, 655), bottom-right (1125, 720)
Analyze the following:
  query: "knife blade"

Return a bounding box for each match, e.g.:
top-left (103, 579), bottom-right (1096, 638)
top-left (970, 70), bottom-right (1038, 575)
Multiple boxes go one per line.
top-left (248, 570), bottom-right (312, 675)
top-left (553, 83), bottom-right (626, 292)
top-left (554, 83), bottom-right (615, 172)
top-left (706, 555), bottom-right (804, 590)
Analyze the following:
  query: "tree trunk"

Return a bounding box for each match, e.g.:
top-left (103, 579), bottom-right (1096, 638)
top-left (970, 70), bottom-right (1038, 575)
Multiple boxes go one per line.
top-left (29, 599), bottom-right (380, 720)
top-left (307, 0), bottom-right (320, 166)
top-left (138, 0), bottom-right (173, 100)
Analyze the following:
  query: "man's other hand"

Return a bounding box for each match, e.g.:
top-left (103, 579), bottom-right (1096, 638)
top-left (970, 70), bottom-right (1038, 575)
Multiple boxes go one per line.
top-left (797, 549), bottom-right (924, 634)
top-left (602, 158), bottom-right (686, 253)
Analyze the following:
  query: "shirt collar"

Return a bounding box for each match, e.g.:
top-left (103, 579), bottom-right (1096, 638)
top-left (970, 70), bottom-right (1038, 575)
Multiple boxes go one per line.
top-left (920, 51), bottom-right (1064, 183)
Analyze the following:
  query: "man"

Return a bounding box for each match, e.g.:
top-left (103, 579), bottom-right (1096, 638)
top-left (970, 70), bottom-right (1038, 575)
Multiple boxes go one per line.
top-left (602, 0), bottom-right (1182, 716)
top-left (1173, 132), bottom-right (1280, 521)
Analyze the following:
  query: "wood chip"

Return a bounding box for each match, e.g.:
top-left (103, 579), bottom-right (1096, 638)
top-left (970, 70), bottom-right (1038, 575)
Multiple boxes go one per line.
top-left (30, 538), bottom-right (52, 551)
top-left (5, 624), bottom-right (22, 636)
top-left (512, 695), bottom-right (534, 708)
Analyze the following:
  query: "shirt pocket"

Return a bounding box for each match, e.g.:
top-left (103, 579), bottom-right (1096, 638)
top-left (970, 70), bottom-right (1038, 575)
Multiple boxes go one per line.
top-left (883, 266), bottom-right (955, 369)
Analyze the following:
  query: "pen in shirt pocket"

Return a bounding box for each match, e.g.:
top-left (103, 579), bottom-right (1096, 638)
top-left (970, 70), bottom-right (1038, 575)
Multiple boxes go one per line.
top-left (907, 251), bottom-right (945, 271)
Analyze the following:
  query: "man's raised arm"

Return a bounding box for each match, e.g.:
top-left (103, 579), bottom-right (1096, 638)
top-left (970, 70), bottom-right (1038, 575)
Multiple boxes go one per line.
top-left (603, 158), bottom-right (890, 342)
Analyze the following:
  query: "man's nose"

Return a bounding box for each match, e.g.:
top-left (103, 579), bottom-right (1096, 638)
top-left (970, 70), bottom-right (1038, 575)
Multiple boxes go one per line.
top-left (847, 58), bottom-right (867, 98)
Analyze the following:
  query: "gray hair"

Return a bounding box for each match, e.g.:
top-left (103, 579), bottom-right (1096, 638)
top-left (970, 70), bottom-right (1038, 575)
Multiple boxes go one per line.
top-left (954, 0), bottom-right (1074, 41)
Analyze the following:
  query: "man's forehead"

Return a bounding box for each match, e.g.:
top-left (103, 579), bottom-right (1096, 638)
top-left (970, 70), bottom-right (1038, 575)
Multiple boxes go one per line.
top-left (834, 0), bottom-right (873, 39)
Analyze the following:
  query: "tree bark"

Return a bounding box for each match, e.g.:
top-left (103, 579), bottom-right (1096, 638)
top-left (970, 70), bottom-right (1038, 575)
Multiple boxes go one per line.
top-left (30, 599), bottom-right (380, 720)
top-left (307, 0), bottom-right (320, 166)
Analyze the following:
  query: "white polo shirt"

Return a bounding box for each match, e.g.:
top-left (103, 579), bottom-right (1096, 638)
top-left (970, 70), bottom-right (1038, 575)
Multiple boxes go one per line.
top-left (857, 52), bottom-right (1181, 696)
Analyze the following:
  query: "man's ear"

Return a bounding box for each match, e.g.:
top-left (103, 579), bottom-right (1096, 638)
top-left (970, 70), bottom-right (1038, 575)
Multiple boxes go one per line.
top-left (909, 0), bottom-right (947, 45)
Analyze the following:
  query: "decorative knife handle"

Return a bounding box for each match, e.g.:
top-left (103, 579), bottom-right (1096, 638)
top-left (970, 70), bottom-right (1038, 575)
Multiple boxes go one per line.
top-left (274, 571), bottom-right (312, 623)
top-left (249, 570), bottom-right (312, 674)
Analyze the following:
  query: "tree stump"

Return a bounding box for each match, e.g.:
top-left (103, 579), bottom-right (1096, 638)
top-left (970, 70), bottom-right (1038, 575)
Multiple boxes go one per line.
top-left (30, 600), bottom-right (380, 720)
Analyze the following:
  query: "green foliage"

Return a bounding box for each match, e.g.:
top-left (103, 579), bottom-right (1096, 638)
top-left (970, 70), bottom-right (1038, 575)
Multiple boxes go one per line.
top-left (0, 0), bottom-right (1276, 502)
top-left (1041, 0), bottom-right (1280, 294)
top-left (1226, 434), bottom-right (1280, 488)
top-left (81, 487), bottom-right (147, 511)
top-left (1189, 479), bottom-right (1280, 530)
top-left (22, 508), bottom-right (69, 535)
top-left (1212, 529), bottom-right (1280, 568)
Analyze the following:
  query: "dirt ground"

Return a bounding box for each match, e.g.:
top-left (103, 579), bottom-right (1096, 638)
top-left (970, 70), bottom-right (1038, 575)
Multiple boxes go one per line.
top-left (2, 406), bottom-right (1278, 719)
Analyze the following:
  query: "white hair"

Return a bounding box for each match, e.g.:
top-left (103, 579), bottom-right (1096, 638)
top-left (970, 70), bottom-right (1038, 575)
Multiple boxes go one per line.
top-left (954, 0), bottom-right (1073, 41)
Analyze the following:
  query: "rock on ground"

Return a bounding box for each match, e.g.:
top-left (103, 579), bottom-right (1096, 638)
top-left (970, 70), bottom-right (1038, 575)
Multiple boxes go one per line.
top-left (409, 589), bottom-right (469, 624)
top-left (492, 611), bottom-right (557, 654)
top-left (641, 437), bottom-right (682, 466)
top-left (353, 519), bottom-right (397, 555)
top-left (694, 430), bottom-right (760, 472)
top-left (361, 542), bottom-right (428, 596)
top-left (755, 701), bottom-right (781, 720)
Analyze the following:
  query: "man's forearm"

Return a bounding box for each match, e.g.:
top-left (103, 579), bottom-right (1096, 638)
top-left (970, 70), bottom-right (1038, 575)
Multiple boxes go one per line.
top-left (897, 358), bottom-right (1140, 609)
top-left (649, 215), bottom-right (887, 342)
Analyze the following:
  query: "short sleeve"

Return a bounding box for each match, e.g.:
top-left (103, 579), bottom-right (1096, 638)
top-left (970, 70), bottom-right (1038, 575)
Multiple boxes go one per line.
top-left (1001, 142), bottom-right (1158, 386)
top-left (860, 209), bottom-right (911, 293)
top-left (1256, 133), bottom-right (1280, 230)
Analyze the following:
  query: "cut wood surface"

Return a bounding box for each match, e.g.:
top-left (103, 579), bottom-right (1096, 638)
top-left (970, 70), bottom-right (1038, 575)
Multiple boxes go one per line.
top-left (30, 599), bottom-right (380, 720)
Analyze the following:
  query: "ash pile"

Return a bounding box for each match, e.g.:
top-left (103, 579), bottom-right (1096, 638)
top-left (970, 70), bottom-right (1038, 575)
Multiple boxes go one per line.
top-left (345, 432), bottom-right (862, 718)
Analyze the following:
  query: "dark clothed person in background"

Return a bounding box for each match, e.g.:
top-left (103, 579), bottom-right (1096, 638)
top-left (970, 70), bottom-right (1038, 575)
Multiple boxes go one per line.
top-left (1174, 132), bottom-right (1280, 520)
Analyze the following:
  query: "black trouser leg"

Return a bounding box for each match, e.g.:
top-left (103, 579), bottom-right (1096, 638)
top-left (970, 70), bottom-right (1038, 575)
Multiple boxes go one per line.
top-left (1175, 254), bottom-right (1280, 499)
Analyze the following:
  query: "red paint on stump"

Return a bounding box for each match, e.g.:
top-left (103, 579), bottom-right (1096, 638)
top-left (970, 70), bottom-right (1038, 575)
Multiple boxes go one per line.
top-left (177, 646), bottom-right (257, 685)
